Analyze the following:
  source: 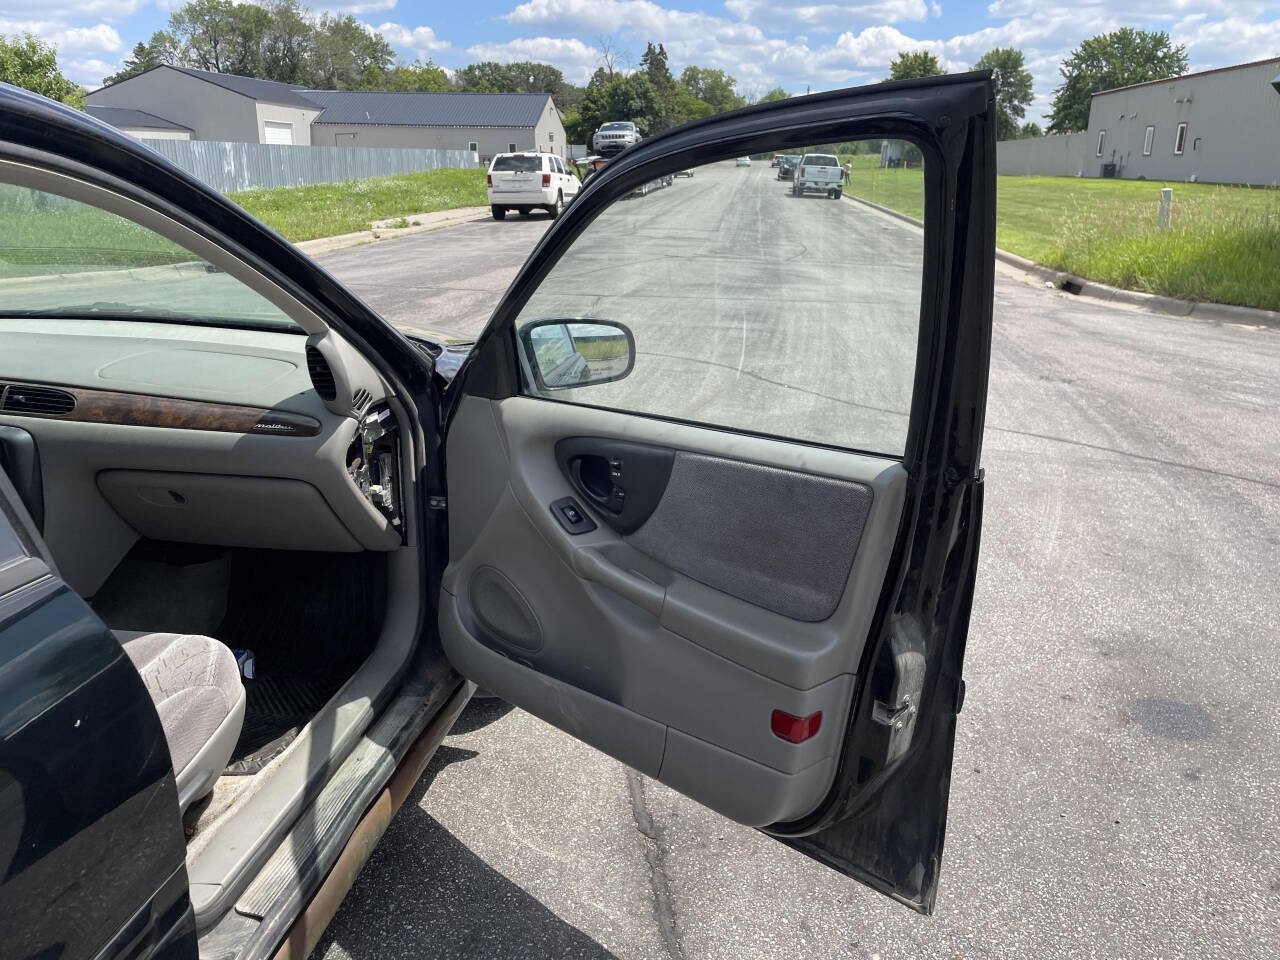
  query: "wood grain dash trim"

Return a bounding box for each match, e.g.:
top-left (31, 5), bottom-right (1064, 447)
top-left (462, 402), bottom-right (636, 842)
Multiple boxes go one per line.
top-left (0, 382), bottom-right (321, 437)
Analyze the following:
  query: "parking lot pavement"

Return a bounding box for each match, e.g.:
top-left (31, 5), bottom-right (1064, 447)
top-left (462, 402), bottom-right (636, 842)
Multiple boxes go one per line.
top-left (314, 166), bottom-right (1280, 959)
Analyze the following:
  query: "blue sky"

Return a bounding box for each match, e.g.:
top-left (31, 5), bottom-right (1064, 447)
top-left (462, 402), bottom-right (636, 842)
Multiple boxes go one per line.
top-left (5, 1), bottom-right (1280, 124)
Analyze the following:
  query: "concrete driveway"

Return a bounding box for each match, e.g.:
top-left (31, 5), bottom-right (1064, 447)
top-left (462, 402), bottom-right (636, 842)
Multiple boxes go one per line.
top-left (312, 169), bottom-right (1280, 959)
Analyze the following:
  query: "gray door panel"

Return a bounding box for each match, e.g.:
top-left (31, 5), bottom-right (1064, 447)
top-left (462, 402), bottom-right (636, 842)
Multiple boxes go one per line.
top-left (441, 395), bottom-right (906, 825)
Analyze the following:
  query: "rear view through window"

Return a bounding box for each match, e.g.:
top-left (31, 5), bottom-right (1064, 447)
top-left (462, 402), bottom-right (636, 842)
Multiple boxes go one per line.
top-left (491, 155), bottom-right (542, 172)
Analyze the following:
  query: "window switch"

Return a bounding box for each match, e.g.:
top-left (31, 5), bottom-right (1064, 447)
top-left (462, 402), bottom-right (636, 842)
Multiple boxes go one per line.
top-left (550, 496), bottom-right (596, 534)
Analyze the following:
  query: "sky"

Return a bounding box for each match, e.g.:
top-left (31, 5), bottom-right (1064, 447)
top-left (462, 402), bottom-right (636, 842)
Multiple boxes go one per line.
top-left (3, 1), bottom-right (1280, 125)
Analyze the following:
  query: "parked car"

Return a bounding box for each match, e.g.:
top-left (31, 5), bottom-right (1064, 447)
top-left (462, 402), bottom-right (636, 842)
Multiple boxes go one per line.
top-left (771, 154), bottom-right (783, 166)
top-left (777, 155), bottom-right (801, 180)
top-left (592, 120), bottom-right (641, 156)
top-left (792, 153), bottom-right (843, 198)
top-left (736, 156), bottom-right (752, 166)
top-left (675, 167), bottom-right (695, 177)
top-left (487, 152), bottom-right (580, 220)
top-left (0, 73), bottom-right (995, 959)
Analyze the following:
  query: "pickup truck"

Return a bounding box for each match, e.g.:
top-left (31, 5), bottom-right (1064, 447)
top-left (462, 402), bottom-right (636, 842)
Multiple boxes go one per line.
top-left (791, 153), bottom-right (843, 198)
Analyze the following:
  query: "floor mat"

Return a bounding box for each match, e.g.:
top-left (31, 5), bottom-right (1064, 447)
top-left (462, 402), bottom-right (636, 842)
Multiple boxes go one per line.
top-left (225, 674), bottom-right (346, 775)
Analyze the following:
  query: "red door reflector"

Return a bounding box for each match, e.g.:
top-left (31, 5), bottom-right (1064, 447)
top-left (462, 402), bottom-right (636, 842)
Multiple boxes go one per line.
top-left (771, 709), bottom-right (822, 743)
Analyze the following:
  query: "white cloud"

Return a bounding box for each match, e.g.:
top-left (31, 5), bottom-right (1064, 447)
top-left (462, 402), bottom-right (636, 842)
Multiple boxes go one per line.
top-left (372, 22), bottom-right (451, 58)
top-left (465, 36), bottom-right (600, 82)
top-left (1172, 16), bottom-right (1280, 64)
top-left (316, 0), bottom-right (397, 13)
top-left (0, 0), bottom-right (143, 23)
top-left (65, 56), bottom-right (120, 87)
top-left (0, 20), bottom-right (123, 56)
top-left (724, 0), bottom-right (932, 29)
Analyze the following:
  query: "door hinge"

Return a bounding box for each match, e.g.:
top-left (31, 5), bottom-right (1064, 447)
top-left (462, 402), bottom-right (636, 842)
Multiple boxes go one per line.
top-left (871, 628), bottom-right (926, 764)
top-left (428, 496), bottom-right (447, 510)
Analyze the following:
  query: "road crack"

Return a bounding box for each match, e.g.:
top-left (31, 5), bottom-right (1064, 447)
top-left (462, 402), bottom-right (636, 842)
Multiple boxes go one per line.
top-left (626, 769), bottom-right (685, 960)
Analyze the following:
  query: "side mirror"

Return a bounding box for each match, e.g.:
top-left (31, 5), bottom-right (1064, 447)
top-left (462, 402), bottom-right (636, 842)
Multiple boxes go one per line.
top-left (518, 319), bottom-right (635, 391)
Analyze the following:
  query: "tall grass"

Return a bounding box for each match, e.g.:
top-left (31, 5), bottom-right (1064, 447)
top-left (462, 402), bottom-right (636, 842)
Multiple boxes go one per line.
top-left (231, 167), bottom-right (488, 242)
top-left (833, 162), bottom-right (1280, 311)
top-left (1041, 190), bottom-right (1280, 310)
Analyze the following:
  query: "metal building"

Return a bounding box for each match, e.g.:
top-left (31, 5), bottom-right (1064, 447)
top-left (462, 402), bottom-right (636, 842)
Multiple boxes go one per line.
top-left (1084, 57), bottom-right (1280, 185)
top-left (85, 65), bottom-right (567, 161)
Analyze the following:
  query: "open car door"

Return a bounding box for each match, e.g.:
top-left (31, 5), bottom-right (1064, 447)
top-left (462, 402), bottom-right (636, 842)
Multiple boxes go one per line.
top-left (439, 73), bottom-right (995, 913)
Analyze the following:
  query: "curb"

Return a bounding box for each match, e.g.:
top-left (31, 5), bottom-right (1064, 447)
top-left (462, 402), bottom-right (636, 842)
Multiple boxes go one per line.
top-left (842, 194), bottom-right (1280, 329)
top-left (296, 206), bottom-right (490, 256)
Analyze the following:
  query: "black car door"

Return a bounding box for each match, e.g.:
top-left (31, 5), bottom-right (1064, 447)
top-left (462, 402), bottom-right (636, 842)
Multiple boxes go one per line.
top-left (0, 455), bottom-right (195, 958)
top-left (440, 73), bottom-right (995, 913)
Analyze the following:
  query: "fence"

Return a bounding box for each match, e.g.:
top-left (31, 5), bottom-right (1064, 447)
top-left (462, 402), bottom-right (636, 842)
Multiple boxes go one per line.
top-left (138, 139), bottom-right (479, 194)
top-left (996, 133), bottom-right (1091, 178)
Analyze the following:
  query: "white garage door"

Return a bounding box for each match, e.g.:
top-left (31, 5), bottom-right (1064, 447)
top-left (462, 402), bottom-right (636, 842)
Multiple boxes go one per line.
top-left (263, 121), bottom-right (294, 145)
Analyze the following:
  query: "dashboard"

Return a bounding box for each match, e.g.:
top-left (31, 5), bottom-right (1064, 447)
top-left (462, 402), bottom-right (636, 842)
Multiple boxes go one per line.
top-left (0, 318), bottom-right (407, 596)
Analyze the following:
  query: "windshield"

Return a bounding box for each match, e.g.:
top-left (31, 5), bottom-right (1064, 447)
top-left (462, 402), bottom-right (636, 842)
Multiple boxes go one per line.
top-left (805, 155), bottom-right (839, 167)
top-left (0, 184), bottom-right (302, 332)
top-left (491, 155), bottom-right (542, 172)
top-left (601, 123), bottom-right (634, 131)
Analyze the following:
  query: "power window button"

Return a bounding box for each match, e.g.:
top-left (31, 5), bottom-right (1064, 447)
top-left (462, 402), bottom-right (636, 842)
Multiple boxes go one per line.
top-left (550, 496), bottom-right (596, 534)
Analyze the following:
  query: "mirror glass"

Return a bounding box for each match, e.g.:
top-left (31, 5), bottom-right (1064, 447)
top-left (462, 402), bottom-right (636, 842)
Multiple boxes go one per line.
top-left (515, 139), bottom-right (925, 457)
top-left (523, 320), bottom-right (633, 389)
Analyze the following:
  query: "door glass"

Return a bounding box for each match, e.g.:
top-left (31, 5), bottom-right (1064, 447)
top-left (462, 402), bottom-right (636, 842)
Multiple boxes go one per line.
top-left (0, 183), bottom-right (299, 332)
top-left (514, 140), bottom-right (925, 457)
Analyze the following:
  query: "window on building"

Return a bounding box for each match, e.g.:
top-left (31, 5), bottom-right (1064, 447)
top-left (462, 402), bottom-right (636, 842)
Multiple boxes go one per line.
top-left (1174, 123), bottom-right (1187, 155)
top-left (549, 131), bottom-right (555, 142)
top-left (508, 142), bottom-right (517, 152)
top-left (468, 141), bottom-right (479, 153)
top-left (1143, 125), bottom-right (1155, 156)
top-left (1096, 130), bottom-right (1106, 156)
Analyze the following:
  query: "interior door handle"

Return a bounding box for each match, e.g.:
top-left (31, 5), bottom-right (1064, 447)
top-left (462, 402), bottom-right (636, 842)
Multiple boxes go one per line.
top-left (555, 438), bottom-right (674, 534)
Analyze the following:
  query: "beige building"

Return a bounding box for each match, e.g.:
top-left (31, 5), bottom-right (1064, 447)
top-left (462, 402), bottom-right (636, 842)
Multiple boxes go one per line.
top-left (86, 66), bottom-right (320, 145)
top-left (86, 67), bottom-right (566, 162)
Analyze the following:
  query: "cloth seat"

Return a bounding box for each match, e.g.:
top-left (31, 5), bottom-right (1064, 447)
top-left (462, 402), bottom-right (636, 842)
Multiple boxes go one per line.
top-left (116, 631), bottom-right (246, 812)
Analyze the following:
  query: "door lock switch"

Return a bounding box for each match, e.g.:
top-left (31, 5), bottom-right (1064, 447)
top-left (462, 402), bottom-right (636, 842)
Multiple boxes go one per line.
top-left (551, 496), bottom-right (596, 534)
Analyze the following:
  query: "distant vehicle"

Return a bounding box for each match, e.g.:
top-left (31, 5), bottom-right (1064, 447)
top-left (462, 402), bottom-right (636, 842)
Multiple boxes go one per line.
top-left (735, 156), bottom-right (751, 167)
top-left (777, 155), bottom-right (801, 180)
top-left (593, 121), bottom-right (641, 156)
top-left (771, 154), bottom-right (783, 167)
top-left (487, 152), bottom-right (580, 220)
top-left (675, 168), bottom-right (695, 177)
top-left (792, 153), bottom-right (843, 198)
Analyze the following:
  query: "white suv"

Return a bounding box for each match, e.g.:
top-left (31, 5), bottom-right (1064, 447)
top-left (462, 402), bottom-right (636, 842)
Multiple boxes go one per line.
top-left (487, 153), bottom-right (581, 220)
top-left (592, 121), bottom-right (641, 156)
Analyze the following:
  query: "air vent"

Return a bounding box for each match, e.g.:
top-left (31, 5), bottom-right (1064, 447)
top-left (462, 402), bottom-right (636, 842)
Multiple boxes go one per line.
top-left (352, 387), bottom-right (371, 413)
top-left (2, 384), bottom-right (76, 416)
top-left (306, 346), bottom-right (336, 401)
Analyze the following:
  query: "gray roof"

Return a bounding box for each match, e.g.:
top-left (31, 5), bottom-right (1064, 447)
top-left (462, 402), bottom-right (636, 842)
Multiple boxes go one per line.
top-left (305, 91), bottom-right (553, 128)
top-left (85, 104), bottom-right (191, 131)
top-left (165, 66), bottom-right (320, 109)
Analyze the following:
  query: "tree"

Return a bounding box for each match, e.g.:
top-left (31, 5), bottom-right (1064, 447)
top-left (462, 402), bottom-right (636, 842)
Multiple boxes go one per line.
top-left (577, 71), bottom-right (658, 137)
top-left (0, 33), bottom-right (84, 106)
top-left (1048, 28), bottom-right (1188, 133)
top-left (1018, 121), bottom-right (1043, 138)
top-left (640, 42), bottom-right (680, 131)
top-left (972, 47), bottom-right (1033, 141)
top-left (103, 34), bottom-right (177, 85)
top-left (366, 59), bottom-right (449, 92)
top-left (594, 36), bottom-right (624, 80)
top-left (312, 13), bottom-right (393, 89)
top-left (678, 66), bottom-right (744, 113)
top-left (758, 86), bottom-right (790, 103)
top-left (260, 0), bottom-right (313, 84)
top-left (168, 0), bottom-right (237, 73)
top-left (888, 50), bottom-right (943, 81)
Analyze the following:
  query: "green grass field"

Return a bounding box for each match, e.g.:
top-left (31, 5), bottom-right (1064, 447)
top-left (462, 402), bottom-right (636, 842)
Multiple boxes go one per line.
top-left (231, 167), bottom-right (488, 242)
top-left (838, 154), bottom-right (1280, 311)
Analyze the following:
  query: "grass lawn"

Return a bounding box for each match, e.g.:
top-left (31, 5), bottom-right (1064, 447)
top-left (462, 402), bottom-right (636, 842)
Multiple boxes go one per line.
top-left (837, 154), bottom-right (1280, 311)
top-left (230, 167), bottom-right (488, 243)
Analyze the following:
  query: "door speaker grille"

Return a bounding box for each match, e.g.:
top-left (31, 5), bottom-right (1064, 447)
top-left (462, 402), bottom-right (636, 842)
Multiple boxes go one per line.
top-left (469, 566), bottom-right (543, 653)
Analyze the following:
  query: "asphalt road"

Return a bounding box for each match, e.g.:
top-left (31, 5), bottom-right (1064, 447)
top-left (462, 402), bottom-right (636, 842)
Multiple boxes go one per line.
top-left (312, 166), bottom-right (1280, 959)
